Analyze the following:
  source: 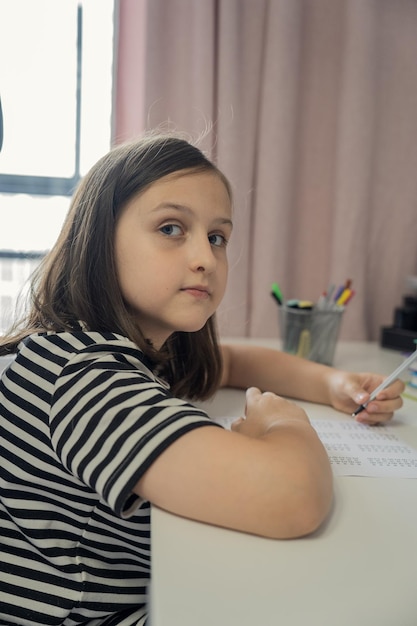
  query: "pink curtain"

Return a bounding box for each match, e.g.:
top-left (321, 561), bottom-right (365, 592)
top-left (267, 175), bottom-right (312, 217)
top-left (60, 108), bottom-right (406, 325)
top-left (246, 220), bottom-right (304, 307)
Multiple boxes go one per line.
top-left (114, 0), bottom-right (417, 341)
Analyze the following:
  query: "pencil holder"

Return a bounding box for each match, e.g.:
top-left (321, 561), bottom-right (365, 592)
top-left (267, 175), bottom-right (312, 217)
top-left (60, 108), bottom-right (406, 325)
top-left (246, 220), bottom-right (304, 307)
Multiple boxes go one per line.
top-left (279, 305), bottom-right (344, 365)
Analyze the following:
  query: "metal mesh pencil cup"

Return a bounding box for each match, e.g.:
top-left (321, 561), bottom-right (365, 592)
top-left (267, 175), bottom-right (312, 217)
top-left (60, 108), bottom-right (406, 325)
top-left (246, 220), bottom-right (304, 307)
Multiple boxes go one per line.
top-left (279, 305), bottom-right (344, 365)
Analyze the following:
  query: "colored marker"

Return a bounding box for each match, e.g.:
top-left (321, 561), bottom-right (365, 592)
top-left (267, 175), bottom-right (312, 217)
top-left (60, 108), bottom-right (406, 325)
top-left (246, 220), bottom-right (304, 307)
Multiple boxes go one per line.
top-left (343, 289), bottom-right (356, 305)
top-left (286, 300), bottom-right (314, 309)
top-left (333, 284), bottom-right (345, 302)
top-left (271, 283), bottom-right (284, 305)
top-left (296, 329), bottom-right (311, 358)
top-left (297, 300), bottom-right (314, 309)
top-left (334, 279), bottom-right (352, 301)
top-left (336, 288), bottom-right (352, 306)
top-left (326, 284), bottom-right (336, 302)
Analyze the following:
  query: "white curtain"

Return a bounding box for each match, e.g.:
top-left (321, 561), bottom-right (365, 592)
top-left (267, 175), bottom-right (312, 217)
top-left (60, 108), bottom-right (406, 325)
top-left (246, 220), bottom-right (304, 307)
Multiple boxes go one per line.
top-left (115, 0), bottom-right (417, 341)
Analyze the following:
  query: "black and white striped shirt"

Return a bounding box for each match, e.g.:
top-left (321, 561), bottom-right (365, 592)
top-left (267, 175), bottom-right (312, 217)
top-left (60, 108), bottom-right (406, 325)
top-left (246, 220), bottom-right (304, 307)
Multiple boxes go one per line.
top-left (0, 331), bottom-right (217, 625)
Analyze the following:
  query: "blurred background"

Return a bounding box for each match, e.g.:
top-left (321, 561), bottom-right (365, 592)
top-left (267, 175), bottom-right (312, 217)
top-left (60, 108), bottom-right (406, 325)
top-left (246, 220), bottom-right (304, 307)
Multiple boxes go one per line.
top-left (1, 0), bottom-right (417, 341)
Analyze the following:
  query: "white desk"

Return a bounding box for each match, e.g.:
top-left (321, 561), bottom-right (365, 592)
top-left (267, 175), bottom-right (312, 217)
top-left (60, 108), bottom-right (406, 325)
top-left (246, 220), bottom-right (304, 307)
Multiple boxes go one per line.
top-left (151, 341), bottom-right (417, 626)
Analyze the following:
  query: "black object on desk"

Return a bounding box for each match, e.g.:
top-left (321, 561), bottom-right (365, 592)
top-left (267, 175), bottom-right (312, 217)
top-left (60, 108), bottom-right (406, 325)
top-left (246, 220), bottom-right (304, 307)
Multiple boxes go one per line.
top-left (381, 295), bottom-right (417, 352)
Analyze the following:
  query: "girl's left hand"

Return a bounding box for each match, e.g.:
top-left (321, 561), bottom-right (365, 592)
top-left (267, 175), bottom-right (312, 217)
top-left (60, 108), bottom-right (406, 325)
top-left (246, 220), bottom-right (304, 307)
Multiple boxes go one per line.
top-left (326, 370), bottom-right (405, 425)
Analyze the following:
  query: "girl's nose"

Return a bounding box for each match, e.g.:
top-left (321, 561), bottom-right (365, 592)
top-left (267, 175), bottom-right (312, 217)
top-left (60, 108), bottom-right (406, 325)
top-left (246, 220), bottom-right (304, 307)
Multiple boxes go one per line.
top-left (190, 236), bottom-right (216, 273)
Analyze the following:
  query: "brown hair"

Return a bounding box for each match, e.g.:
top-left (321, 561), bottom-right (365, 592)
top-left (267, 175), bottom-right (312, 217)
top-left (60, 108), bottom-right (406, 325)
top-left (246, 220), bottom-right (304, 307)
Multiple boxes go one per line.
top-left (0, 134), bottom-right (232, 400)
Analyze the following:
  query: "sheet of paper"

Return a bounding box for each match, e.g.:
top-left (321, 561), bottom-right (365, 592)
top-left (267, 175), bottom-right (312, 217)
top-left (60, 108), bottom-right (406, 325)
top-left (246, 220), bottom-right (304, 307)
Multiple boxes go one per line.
top-left (214, 416), bottom-right (417, 478)
top-left (310, 419), bottom-right (417, 478)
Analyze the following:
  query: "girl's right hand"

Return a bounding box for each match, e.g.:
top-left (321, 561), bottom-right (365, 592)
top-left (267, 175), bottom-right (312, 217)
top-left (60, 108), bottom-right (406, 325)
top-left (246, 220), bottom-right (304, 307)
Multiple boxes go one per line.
top-left (231, 386), bottom-right (311, 438)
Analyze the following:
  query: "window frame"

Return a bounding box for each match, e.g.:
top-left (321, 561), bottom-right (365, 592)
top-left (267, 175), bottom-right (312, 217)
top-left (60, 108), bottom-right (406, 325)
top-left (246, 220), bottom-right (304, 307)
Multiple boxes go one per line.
top-left (0, 4), bottom-right (83, 197)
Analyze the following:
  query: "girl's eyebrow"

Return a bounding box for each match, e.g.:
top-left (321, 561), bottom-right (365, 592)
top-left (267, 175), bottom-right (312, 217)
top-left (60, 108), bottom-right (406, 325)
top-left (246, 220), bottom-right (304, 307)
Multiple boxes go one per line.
top-left (152, 203), bottom-right (233, 229)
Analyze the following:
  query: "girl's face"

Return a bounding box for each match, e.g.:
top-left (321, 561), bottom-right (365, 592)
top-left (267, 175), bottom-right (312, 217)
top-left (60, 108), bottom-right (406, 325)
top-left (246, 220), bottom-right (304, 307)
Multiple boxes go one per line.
top-left (114, 169), bottom-right (233, 349)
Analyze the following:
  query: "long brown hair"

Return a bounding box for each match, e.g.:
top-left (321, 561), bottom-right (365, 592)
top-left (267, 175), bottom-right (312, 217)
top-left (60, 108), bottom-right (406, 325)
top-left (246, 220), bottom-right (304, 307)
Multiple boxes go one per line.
top-left (0, 134), bottom-right (232, 400)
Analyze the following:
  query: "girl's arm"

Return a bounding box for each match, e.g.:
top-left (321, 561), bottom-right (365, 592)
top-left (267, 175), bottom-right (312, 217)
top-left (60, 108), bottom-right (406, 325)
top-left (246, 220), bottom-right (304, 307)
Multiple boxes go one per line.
top-left (135, 387), bottom-right (333, 539)
top-left (221, 343), bottom-right (333, 403)
top-left (220, 343), bottom-right (404, 425)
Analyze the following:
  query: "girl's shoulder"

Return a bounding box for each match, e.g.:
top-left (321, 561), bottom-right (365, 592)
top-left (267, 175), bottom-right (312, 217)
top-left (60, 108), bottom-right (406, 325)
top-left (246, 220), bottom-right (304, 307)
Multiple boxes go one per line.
top-left (20, 328), bottom-right (138, 354)
top-left (18, 329), bottom-right (157, 381)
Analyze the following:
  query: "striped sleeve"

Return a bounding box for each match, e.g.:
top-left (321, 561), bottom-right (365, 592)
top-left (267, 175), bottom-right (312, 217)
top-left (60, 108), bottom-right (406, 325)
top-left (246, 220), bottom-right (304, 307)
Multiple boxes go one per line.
top-left (50, 347), bottom-right (218, 517)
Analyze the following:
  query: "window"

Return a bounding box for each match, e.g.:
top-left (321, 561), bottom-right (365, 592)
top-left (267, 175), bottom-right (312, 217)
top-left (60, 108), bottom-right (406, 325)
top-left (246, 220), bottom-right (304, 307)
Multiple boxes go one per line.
top-left (0, 0), bottom-right (114, 333)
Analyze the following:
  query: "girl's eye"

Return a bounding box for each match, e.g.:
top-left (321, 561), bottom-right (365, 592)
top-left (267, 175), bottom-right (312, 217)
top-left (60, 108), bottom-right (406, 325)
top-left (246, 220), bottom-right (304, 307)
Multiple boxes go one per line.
top-left (159, 224), bottom-right (182, 236)
top-left (208, 233), bottom-right (228, 247)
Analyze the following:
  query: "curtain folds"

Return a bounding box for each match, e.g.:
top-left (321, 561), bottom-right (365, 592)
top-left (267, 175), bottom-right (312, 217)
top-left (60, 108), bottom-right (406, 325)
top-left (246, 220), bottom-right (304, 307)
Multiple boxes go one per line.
top-left (114, 0), bottom-right (417, 341)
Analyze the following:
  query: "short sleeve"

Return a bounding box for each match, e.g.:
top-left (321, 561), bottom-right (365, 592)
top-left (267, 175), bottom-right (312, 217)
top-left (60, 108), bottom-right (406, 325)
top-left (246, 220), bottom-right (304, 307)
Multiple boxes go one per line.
top-left (49, 346), bottom-right (218, 517)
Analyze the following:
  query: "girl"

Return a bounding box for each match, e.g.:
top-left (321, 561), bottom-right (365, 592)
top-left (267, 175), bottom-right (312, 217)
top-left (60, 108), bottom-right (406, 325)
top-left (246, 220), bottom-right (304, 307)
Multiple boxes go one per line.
top-left (0, 134), bottom-right (404, 625)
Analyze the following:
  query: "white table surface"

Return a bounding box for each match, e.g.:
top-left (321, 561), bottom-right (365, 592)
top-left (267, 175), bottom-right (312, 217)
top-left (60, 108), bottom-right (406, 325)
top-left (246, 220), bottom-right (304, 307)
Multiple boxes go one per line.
top-left (151, 341), bottom-right (417, 626)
